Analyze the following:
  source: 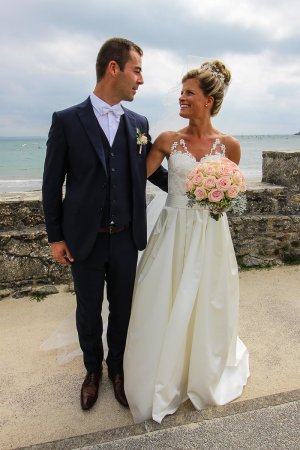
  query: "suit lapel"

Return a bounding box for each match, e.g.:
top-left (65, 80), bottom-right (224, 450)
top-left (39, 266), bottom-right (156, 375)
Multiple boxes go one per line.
top-left (123, 108), bottom-right (138, 159)
top-left (77, 98), bottom-right (107, 176)
top-left (123, 109), bottom-right (143, 193)
top-left (124, 107), bottom-right (143, 165)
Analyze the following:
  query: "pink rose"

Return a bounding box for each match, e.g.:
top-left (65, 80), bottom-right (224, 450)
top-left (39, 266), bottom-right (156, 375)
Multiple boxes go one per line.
top-left (218, 164), bottom-right (232, 176)
top-left (208, 189), bottom-right (224, 203)
top-left (203, 164), bottom-right (216, 175)
top-left (220, 157), bottom-right (237, 168)
top-left (229, 161), bottom-right (238, 168)
top-left (198, 163), bottom-right (207, 172)
top-left (203, 175), bottom-right (217, 189)
top-left (226, 185), bottom-right (240, 198)
top-left (195, 187), bottom-right (207, 201)
top-left (192, 173), bottom-right (204, 185)
top-left (240, 181), bottom-right (246, 192)
top-left (211, 161), bottom-right (221, 171)
top-left (190, 167), bottom-right (199, 177)
top-left (215, 176), bottom-right (231, 191)
top-left (185, 179), bottom-right (195, 191)
top-left (232, 171), bottom-right (243, 186)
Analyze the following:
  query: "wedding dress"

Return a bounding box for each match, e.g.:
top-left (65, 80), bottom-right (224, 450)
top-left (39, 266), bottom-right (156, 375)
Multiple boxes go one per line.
top-left (123, 139), bottom-right (250, 424)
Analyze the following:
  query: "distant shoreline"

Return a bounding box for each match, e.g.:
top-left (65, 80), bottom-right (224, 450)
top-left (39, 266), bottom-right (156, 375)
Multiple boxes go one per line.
top-left (1, 136), bottom-right (299, 192)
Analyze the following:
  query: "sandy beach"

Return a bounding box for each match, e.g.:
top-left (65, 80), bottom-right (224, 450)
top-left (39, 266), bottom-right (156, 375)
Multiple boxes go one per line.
top-left (0, 264), bottom-right (299, 449)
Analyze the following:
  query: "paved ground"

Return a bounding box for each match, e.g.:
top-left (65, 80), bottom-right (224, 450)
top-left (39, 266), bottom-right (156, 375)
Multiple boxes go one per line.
top-left (0, 265), bottom-right (299, 450)
top-left (81, 399), bottom-right (300, 450)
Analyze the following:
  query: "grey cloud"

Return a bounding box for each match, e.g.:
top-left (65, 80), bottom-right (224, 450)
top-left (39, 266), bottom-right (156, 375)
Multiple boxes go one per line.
top-left (3, 0), bottom-right (298, 56)
top-left (275, 34), bottom-right (300, 55)
top-left (1, 0), bottom-right (300, 135)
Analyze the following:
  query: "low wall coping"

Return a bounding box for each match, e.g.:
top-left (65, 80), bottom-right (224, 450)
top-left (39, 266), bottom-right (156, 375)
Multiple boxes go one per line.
top-left (0, 182), bottom-right (288, 204)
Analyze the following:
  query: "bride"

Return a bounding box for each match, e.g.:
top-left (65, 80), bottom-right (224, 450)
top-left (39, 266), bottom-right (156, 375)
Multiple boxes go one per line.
top-left (123, 60), bottom-right (249, 423)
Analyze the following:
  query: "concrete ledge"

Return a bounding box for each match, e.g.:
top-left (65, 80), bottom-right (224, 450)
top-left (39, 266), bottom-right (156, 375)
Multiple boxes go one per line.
top-left (19, 389), bottom-right (300, 450)
top-left (0, 191), bottom-right (42, 202)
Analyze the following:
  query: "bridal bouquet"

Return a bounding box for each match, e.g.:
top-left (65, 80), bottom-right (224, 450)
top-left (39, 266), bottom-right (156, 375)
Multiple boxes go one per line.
top-left (185, 157), bottom-right (247, 220)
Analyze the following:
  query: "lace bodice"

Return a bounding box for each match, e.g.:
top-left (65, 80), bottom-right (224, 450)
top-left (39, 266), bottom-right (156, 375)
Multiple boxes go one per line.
top-left (168, 138), bottom-right (226, 195)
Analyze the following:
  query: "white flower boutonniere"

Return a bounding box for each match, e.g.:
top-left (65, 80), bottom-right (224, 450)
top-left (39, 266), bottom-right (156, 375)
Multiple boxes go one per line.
top-left (136, 128), bottom-right (148, 154)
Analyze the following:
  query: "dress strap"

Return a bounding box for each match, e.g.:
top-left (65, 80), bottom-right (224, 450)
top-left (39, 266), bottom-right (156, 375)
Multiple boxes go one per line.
top-left (170, 139), bottom-right (188, 153)
top-left (210, 138), bottom-right (226, 156)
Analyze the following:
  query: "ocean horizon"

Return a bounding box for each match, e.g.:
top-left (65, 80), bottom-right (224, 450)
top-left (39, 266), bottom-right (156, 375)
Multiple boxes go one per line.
top-left (0, 134), bottom-right (299, 192)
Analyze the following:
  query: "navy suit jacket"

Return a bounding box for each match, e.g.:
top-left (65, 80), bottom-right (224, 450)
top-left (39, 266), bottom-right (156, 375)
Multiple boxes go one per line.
top-left (42, 97), bottom-right (168, 260)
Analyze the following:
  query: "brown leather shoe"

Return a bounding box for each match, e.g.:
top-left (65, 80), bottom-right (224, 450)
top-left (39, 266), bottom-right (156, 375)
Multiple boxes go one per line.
top-left (80, 371), bottom-right (101, 410)
top-left (109, 373), bottom-right (129, 408)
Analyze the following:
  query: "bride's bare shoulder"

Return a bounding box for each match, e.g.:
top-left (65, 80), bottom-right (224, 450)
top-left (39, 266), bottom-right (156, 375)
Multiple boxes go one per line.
top-left (155, 131), bottom-right (182, 146)
top-left (153, 131), bottom-right (181, 154)
top-left (221, 134), bottom-right (241, 164)
top-left (154, 130), bottom-right (179, 143)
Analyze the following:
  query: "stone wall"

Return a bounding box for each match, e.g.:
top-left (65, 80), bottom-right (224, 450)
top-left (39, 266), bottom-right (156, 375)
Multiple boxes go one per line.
top-left (0, 151), bottom-right (299, 292)
top-left (262, 150), bottom-right (300, 188)
top-left (0, 193), bottom-right (72, 292)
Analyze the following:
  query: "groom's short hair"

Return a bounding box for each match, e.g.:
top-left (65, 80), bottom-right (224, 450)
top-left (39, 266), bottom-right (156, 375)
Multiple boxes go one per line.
top-left (96, 38), bottom-right (143, 81)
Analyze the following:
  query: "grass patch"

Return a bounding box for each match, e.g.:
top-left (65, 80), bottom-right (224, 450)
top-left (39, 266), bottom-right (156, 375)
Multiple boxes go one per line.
top-left (282, 254), bottom-right (300, 265)
top-left (238, 263), bottom-right (273, 272)
top-left (30, 292), bottom-right (48, 302)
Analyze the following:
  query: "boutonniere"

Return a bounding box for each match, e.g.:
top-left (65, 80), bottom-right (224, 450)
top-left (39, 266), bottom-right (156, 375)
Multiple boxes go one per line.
top-left (136, 128), bottom-right (148, 154)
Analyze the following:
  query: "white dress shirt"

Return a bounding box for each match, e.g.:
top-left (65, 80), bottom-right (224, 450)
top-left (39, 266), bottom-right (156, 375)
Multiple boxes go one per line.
top-left (90, 93), bottom-right (124, 146)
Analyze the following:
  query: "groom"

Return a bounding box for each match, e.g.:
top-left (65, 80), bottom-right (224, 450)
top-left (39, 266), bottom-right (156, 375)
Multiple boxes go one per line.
top-left (42, 37), bottom-right (168, 411)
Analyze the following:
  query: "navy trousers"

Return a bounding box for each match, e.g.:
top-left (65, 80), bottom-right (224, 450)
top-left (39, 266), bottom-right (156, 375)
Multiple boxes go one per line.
top-left (71, 227), bottom-right (138, 375)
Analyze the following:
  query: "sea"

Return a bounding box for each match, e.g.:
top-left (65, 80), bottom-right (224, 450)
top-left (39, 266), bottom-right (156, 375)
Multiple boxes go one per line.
top-left (0, 135), bottom-right (299, 192)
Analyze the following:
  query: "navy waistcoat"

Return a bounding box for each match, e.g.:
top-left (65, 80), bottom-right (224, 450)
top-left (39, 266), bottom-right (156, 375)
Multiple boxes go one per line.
top-left (99, 116), bottom-right (132, 227)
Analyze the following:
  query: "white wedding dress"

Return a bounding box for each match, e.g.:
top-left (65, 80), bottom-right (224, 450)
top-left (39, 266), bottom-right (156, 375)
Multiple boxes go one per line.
top-left (123, 139), bottom-right (250, 424)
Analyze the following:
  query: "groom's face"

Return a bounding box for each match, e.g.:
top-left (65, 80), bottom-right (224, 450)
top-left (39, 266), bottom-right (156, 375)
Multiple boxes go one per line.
top-left (115, 49), bottom-right (144, 102)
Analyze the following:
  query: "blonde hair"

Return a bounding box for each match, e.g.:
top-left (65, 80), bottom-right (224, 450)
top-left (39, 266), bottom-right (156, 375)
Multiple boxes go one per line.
top-left (182, 60), bottom-right (231, 116)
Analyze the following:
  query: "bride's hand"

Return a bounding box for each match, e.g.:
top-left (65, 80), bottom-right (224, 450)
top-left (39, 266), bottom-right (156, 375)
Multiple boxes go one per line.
top-left (50, 241), bottom-right (74, 266)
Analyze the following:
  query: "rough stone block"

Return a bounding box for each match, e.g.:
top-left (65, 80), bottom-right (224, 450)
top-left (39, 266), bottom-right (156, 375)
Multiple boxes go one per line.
top-left (32, 285), bottom-right (59, 295)
top-left (262, 151), bottom-right (300, 188)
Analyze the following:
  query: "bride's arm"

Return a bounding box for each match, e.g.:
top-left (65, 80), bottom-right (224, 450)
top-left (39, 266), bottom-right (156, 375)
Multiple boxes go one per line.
top-left (147, 132), bottom-right (171, 177)
top-left (226, 136), bottom-right (241, 164)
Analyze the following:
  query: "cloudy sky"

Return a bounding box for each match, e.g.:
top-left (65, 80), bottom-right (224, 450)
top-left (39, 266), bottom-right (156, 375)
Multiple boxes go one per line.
top-left (1, 0), bottom-right (300, 137)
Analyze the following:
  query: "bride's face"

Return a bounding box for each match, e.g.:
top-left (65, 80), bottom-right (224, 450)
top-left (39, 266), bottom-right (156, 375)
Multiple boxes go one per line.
top-left (179, 78), bottom-right (208, 118)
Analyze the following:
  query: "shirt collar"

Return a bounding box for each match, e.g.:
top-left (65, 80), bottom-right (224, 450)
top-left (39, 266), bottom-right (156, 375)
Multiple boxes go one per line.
top-left (90, 93), bottom-right (123, 115)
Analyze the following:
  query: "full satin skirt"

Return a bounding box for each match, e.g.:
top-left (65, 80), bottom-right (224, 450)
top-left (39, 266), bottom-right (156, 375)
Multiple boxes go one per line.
top-left (124, 198), bottom-right (249, 423)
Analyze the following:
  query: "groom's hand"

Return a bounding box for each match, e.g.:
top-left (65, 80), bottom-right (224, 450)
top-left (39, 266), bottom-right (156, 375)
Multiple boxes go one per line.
top-left (50, 241), bottom-right (74, 266)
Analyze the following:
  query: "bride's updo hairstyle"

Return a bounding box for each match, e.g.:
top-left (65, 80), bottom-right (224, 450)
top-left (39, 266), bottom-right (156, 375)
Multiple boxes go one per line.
top-left (182, 60), bottom-right (231, 116)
